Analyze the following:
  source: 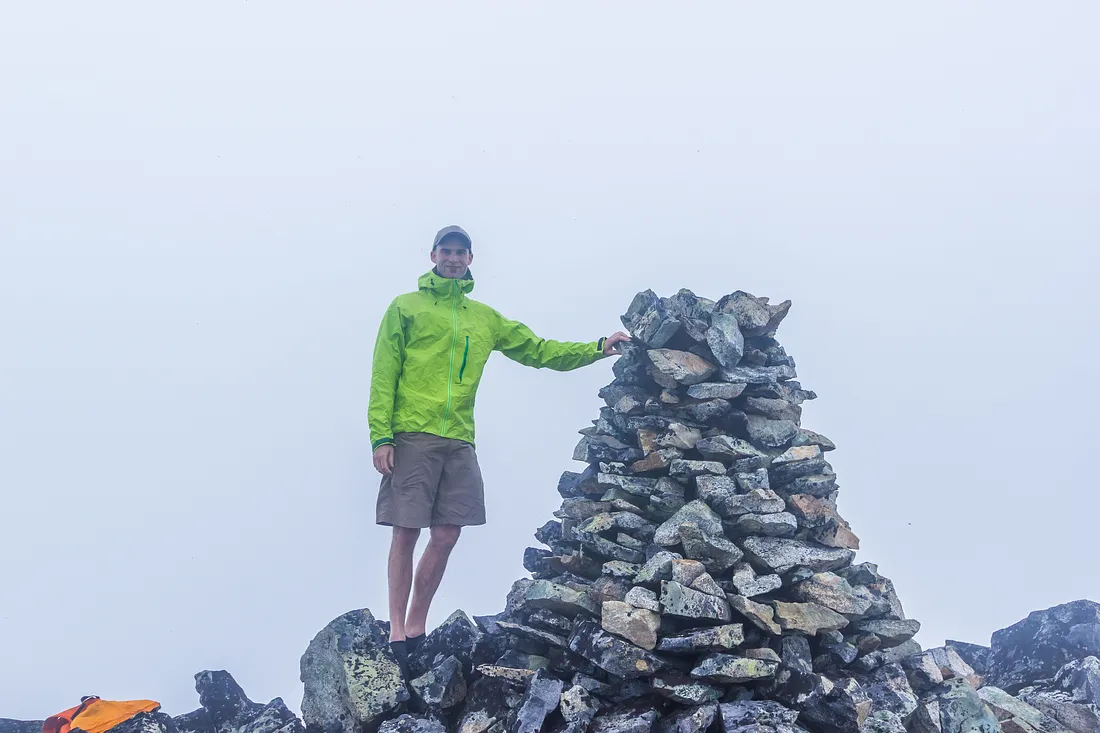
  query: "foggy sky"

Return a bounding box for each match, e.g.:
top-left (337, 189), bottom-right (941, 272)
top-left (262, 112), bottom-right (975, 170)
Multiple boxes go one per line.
top-left (2, 0), bottom-right (1098, 719)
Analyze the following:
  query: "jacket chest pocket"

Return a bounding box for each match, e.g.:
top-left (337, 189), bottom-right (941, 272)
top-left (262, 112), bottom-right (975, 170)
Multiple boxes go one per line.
top-left (456, 326), bottom-right (494, 384)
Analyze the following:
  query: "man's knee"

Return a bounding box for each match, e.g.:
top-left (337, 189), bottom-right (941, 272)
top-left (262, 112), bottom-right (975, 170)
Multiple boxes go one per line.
top-left (391, 526), bottom-right (421, 554)
top-left (429, 524), bottom-right (462, 550)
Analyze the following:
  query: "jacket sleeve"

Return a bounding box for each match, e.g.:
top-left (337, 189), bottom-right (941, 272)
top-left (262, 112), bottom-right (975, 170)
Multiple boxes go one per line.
top-left (493, 311), bottom-right (606, 371)
top-left (368, 299), bottom-right (406, 450)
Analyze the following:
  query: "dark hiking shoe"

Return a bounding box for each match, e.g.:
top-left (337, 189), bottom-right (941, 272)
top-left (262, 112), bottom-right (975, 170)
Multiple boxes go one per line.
top-left (389, 639), bottom-right (410, 679)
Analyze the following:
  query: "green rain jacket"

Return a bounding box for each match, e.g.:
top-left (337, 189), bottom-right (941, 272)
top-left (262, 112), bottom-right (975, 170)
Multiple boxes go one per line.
top-left (368, 270), bottom-right (607, 450)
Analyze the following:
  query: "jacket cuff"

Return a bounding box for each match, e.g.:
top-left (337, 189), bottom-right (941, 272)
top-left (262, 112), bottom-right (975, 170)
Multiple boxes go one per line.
top-left (371, 437), bottom-right (395, 450)
top-left (597, 337), bottom-right (606, 352)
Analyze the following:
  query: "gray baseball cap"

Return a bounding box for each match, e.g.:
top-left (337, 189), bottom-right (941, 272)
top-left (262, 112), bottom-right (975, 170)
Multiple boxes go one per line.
top-left (433, 225), bottom-right (472, 250)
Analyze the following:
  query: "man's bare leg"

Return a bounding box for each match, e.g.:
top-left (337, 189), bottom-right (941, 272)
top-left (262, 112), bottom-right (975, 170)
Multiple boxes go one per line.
top-left (388, 526), bottom-right (421, 642)
top-left (405, 524), bottom-right (462, 638)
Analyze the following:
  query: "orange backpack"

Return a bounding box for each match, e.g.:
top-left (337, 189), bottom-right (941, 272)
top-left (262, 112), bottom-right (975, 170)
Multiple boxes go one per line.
top-left (42, 697), bottom-right (161, 733)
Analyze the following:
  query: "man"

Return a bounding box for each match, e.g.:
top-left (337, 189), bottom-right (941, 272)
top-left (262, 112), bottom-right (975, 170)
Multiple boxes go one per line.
top-left (368, 225), bottom-right (629, 671)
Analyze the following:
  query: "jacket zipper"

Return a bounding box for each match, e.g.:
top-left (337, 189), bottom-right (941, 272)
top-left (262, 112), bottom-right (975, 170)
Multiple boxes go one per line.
top-left (441, 280), bottom-right (459, 434)
top-left (458, 336), bottom-right (469, 383)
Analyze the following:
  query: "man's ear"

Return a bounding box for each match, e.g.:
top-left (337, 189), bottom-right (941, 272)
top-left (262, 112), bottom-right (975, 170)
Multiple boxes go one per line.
top-left (430, 248), bottom-right (438, 264)
top-left (467, 251), bottom-right (474, 265)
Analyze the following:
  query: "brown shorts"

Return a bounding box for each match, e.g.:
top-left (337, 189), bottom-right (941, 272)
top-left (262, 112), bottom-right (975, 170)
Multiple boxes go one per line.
top-left (376, 432), bottom-right (486, 528)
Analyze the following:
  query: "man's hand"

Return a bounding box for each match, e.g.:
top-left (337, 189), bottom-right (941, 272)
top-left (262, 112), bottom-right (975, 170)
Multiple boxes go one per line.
top-left (603, 331), bottom-right (632, 356)
top-left (373, 444), bottom-right (395, 476)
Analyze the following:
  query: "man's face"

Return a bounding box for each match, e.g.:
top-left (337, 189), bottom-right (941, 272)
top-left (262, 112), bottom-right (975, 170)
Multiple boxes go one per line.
top-left (431, 237), bottom-right (473, 279)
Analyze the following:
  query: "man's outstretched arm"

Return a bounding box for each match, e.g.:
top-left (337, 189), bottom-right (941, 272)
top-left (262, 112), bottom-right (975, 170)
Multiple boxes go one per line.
top-left (494, 312), bottom-right (630, 370)
top-left (368, 300), bottom-right (406, 471)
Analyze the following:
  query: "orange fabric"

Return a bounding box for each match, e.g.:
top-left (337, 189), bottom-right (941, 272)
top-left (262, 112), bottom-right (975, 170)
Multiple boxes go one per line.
top-left (43, 699), bottom-right (160, 733)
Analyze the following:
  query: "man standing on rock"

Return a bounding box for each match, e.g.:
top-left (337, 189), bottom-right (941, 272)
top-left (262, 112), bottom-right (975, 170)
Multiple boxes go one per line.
top-left (368, 225), bottom-right (629, 671)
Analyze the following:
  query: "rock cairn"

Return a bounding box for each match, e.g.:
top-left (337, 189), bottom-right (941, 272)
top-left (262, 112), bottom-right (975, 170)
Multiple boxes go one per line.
top-left (471, 288), bottom-right (922, 732)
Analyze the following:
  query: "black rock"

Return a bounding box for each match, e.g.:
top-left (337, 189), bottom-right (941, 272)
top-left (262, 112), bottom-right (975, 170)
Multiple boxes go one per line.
top-left (409, 610), bottom-right (481, 679)
top-left (986, 600), bottom-right (1100, 693)
top-left (945, 641), bottom-right (992, 676)
top-left (510, 670), bottom-right (565, 733)
top-left (800, 677), bottom-right (872, 733)
top-left (568, 617), bottom-right (666, 679)
top-left (378, 716), bottom-right (446, 733)
top-left (410, 655), bottom-right (467, 710)
top-left (654, 703), bottom-right (718, 733)
top-left (0, 722), bottom-right (42, 733)
top-left (719, 700), bottom-right (799, 731)
top-left (591, 706), bottom-right (660, 733)
top-left (300, 609), bottom-right (409, 733)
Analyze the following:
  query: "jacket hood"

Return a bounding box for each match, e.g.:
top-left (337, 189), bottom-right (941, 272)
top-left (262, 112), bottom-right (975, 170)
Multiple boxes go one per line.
top-left (419, 269), bottom-right (475, 297)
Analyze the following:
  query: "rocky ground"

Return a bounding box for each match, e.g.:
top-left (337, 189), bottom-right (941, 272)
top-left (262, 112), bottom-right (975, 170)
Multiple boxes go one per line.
top-left (4, 288), bottom-right (1097, 733)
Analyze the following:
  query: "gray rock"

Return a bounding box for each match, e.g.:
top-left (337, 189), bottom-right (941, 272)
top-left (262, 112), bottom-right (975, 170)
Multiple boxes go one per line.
top-left (695, 435), bottom-right (767, 463)
top-left (656, 424), bottom-right (704, 450)
top-left (625, 586), bottom-right (660, 612)
top-left (719, 700), bottom-right (799, 731)
top-left (792, 573), bottom-right (874, 619)
top-left (904, 652), bottom-right (946, 693)
top-left (1017, 689), bottom-right (1100, 733)
top-left (681, 399), bottom-right (732, 424)
top-left (780, 635), bottom-right (814, 675)
top-left (651, 677), bottom-right (722, 705)
top-left (926, 647), bottom-right (981, 687)
top-left (715, 291), bottom-right (792, 337)
top-left (559, 685), bottom-right (601, 733)
top-left (977, 686), bottom-right (1070, 733)
top-left (743, 397), bottom-right (802, 423)
top-left (176, 669), bottom-right (303, 733)
top-left (728, 594), bottom-right (782, 635)
top-left (529, 609), bottom-right (574, 635)
top-left (603, 561), bottom-right (645, 579)
top-left (669, 460), bottom-right (727, 479)
top-left (728, 562), bottom-right (783, 598)
top-left (654, 703), bottom-right (718, 733)
top-left (653, 501), bottom-right (724, 546)
top-left (1051, 656), bottom-right (1100, 706)
top-left (860, 711), bottom-right (907, 733)
top-left (744, 415), bottom-right (800, 449)
top-left (854, 619), bottom-right (921, 647)
top-left (858, 663), bottom-right (919, 720)
top-left (687, 383), bottom-right (747, 400)
top-left (661, 581), bottom-right (732, 622)
top-left (671, 558), bottom-right (709, 586)
top-left (602, 601), bottom-right (661, 651)
top-left (793, 429), bottom-right (837, 452)
top-left (697, 479), bottom-right (785, 518)
top-left (568, 617), bottom-right (666, 679)
top-left (772, 601), bottom-right (849, 635)
top-left (934, 678), bottom-right (1002, 733)
top-left (591, 708), bottom-right (660, 733)
top-left (691, 654), bottom-right (778, 684)
top-left (945, 641), bottom-right (992, 676)
top-left (706, 313), bottom-right (745, 368)
top-left (657, 625), bottom-right (746, 654)
top-left (0, 722), bottom-right (41, 733)
top-left (987, 600), bottom-right (1100, 693)
top-left (734, 469), bottom-right (771, 491)
top-left (376, 718), bottom-right (447, 733)
top-left (690, 573), bottom-right (726, 599)
top-left (511, 670), bottom-right (565, 733)
top-left (679, 522), bottom-right (745, 573)
top-left (634, 551), bottom-right (683, 586)
top-left (801, 677), bottom-right (873, 733)
top-left (300, 609), bottom-right (408, 733)
top-left (733, 512), bottom-right (798, 537)
top-left (720, 365), bottom-right (798, 384)
top-left (741, 537), bottom-right (855, 574)
top-left (410, 656), bottom-right (467, 709)
top-left (622, 290), bottom-right (680, 348)
top-left (456, 676), bottom-right (519, 733)
top-left (648, 349), bottom-right (717, 386)
top-left (520, 580), bottom-right (602, 617)
top-left (496, 620), bottom-right (569, 648)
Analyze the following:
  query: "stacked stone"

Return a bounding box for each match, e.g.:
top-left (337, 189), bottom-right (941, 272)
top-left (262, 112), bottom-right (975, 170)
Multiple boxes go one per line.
top-left (476, 288), bottom-right (922, 733)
